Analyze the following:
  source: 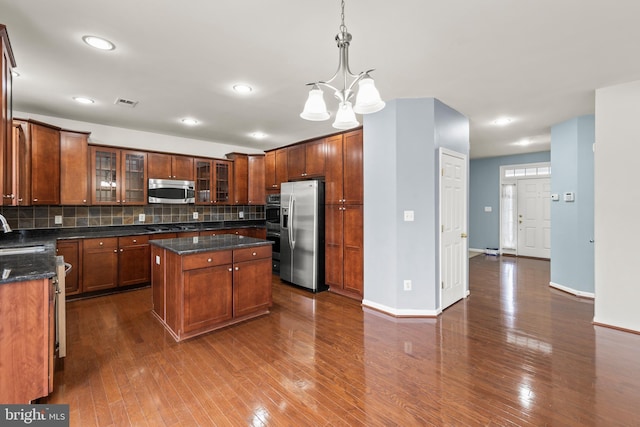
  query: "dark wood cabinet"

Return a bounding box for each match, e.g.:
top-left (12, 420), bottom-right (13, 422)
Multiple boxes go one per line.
top-left (0, 277), bottom-right (53, 403)
top-left (60, 130), bottom-right (90, 205)
top-left (148, 152), bottom-right (193, 180)
top-left (287, 138), bottom-right (325, 180)
top-left (195, 158), bottom-right (232, 205)
top-left (325, 130), bottom-right (363, 205)
top-left (118, 235), bottom-right (150, 286)
top-left (248, 154), bottom-right (265, 204)
top-left (90, 147), bottom-right (147, 205)
top-left (325, 204), bottom-right (363, 298)
top-left (325, 128), bottom-right (363, 300)
top-left (0, 25), bottom-right (15, 207)
top-left (56, 240), bottom-right (82, 296)
top-left (82, 237), bottom-right (119, 292)
top-left (9, 120), bottom-right (61, 206)
top-left (183, 264), bottom-right (233, 333)
top-left (227, 152), bottom-right (265, 205)
top-left (226, 153), bottom-right (248, 204)
top-left (233, 246), bottom-right (272, 317)
top-left (265, 148), bottom-right (288, 190)
top-left (152, 242), bottom-right (272, 341)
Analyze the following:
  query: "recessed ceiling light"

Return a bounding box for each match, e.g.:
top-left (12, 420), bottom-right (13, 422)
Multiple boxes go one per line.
top-left (11, 70), bottom-right (19, 78)
top-left (251, 132), bottom-right (267, 139)
top-left (233, 84), bottom-right (253, 94)
top-left (493, 117), bottom-right (513, 126)
top-left (181, 118), bottom-right (198, 125)
top-left (82, 35), bottom-right (115, 51)
top-left (73, 96), bottom-right (95, 104)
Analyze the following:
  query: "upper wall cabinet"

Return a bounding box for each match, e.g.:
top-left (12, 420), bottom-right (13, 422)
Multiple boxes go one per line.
top-left (226, 153), bottom-right (266, 205)
top-left (90, 146), bottom-right (147, 205)
top-left (195, 158), bottom-right (233, 205)
top-left (265, 148), bottom-right (288, 191)
top-left (287, 138), bottom-right (325, 181)
top-left (10, 119), bottom-right (61, 206)
top-left (1, 25), bottom-right (16, 207)
top-left (60, 130), bottom-right (90, 205)
top-left (148, 152), bottom-right (194, 181)
top-left (325, 129), bottom-right (363, 205)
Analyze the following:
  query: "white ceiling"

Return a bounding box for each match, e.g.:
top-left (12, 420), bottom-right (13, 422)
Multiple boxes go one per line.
top-left (2, 0), bottom-right (640, 158)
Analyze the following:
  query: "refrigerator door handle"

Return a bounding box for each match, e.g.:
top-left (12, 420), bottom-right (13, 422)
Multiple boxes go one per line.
top-left (290, 197), bottom-right (296, 250)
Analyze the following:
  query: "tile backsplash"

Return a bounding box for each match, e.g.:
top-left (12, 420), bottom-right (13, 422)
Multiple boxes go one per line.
top-left (0, 204), bottom-right (265, 230)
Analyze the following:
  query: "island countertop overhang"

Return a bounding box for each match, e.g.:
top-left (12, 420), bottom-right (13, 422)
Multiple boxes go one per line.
top-left (149, 234), bottom-right (273, 255)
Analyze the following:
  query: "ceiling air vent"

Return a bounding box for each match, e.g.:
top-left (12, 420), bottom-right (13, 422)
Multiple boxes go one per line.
top-left (114, 98), bottom-right (138, 108)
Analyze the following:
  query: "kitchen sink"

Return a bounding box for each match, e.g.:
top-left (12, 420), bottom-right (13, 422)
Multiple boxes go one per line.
top-left (0, 245), bottom-right (47, 255)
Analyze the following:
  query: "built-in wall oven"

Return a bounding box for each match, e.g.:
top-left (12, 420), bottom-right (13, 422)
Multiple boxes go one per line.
top-left (265, 194), bottom-right (280, 272)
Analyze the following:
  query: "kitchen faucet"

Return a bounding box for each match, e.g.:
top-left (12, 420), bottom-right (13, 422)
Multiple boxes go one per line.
top-left (0, 214), bottom-right (11, 233)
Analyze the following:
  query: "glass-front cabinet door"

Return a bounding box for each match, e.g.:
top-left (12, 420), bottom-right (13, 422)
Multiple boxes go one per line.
top-left (91, 146), bottom-right (120, 205)
top-left (121, 150), bottom-right (147, 205)
top-left (195, 159), bottom-right (232, 204)
top-left (91, 147), bottom-right (147, 205)
top-left (195, 159), bottom-right (212, 204)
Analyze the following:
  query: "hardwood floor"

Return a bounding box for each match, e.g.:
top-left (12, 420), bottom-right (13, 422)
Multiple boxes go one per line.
top-left (46, 255), bottom-right (640, 426)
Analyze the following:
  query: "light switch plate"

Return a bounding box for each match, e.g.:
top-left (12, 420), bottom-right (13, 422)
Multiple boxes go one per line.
top-left (484, 206), bottom-right (492, 212)
top-left (403, 210), bottom-right (414, 221)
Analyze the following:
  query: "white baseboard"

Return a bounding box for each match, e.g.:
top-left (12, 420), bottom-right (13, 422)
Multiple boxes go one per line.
top-left (362, 299), bottom-right (441, 317)
top-left (469, 248), bottom-right (485, 253)
top-left (549, 281), bottom-right (595, 299)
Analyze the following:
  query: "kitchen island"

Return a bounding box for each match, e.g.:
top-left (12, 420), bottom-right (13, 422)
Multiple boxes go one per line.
top-left (150, 235), bottom-right (273, 341)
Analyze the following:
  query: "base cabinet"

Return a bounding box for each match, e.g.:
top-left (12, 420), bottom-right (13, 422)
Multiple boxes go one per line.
top-left (56, 240), bottom-right (81, 296)
top-left (153, 243), bottom-right (272, 341)
top-left (82, 238), bottom-right (119, 292)
top-left (0, 278), bottom-right (54, 403)
top-left (326, 204), bottom-right (363, 299)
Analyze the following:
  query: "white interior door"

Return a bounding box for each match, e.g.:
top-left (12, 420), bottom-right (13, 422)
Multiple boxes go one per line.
top-left (517, 178), bottom-right (551, 258)
top-left (440, 149), bottom-right (468, 310)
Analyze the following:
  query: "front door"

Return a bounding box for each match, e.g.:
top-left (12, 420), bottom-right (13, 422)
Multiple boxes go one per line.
top-left (440, 149), bottom-right (468, 310)
top-left (517, 178), bottom-right (551, 258)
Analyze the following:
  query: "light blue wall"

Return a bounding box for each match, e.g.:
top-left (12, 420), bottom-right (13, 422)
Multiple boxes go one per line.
top-left (363, 98), bottom-right (468, 313)
top-left (469, 151), bottom-right (551, 250)
top-left (550, 115), bottom-right (594, 294)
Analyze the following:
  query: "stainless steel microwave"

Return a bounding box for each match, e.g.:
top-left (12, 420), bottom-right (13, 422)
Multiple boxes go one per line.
top-left (148, 179), bottom-right (195, 204)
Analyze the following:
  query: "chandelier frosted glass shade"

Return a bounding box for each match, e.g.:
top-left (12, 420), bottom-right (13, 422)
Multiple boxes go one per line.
top-left (353, 75), bottom-right (385, 114)
top-left (332, 102), bottom-right (360, 130)
top-left (300, 86), bottom-right (330, 121)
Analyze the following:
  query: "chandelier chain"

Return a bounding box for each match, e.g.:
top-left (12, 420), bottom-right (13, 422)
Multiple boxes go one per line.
top-left (339, 0), bottom-right (347, 34)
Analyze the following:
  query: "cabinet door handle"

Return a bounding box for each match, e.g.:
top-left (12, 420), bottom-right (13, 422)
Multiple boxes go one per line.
top-left (122, 200), bottom-right (126, 203)
top-left (207, 258), bottom-right (212, 263)
top-left (235, 267), bottom-right (239, 271)
top-left (116, 200), bottom-right (120, 203)
top-left (33, 198), bottom-right (38, 202)
top-left (113, 249), bottom-right (118, 253)
top-left (228, 268), bottom-right (232, 272)
top-left (120, 249), bottom-right (123, 252)
top-left (133, 239), bottom-right (137, 243)
top-left (252, 252), bottom-right (257, 256)
top-left (99, 242), bottom-right (104, 246)
top-left (83, 199), bottom-right (87, 203)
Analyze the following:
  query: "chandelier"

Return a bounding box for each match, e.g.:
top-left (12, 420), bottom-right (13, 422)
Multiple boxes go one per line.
top-left (300, 0), bottom-right (385, 129)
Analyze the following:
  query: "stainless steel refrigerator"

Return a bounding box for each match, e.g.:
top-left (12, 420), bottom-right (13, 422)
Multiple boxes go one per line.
top-left (280, 180), bottom-right (325, 292)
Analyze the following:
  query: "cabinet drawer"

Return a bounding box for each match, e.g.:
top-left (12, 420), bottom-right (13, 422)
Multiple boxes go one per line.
top-left (183, 251), bottom-right (232, 270)
top-left (233, 245), bottom-right (272, 263)
top-left (118, 235), bottom-right (149, 246)
top-left (83, 237), bottom-right (118, 250)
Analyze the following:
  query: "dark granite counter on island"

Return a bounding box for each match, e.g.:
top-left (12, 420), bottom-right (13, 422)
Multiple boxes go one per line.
top-left (150, 235), bottom-right (273, 341)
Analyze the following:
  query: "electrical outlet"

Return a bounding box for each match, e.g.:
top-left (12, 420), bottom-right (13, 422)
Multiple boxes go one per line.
top-left (238, 211), bottom-right (244, 219)
top-left (138, 213), bottom-right (145, 222)
top-left (193, 211), bottom-right (199, 220)
top-left (54, 215), bottom-right (63, 225)
top-left (403, 210), bottom-right (414, 221)
top-left (403, 279), bottom-right (412, 291)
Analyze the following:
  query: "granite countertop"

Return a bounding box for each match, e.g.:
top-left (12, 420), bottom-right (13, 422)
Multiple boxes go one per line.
top-left (0, 220), bottom-right (266, 285)
top-left (150, 234), bottom-right (273, 255)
